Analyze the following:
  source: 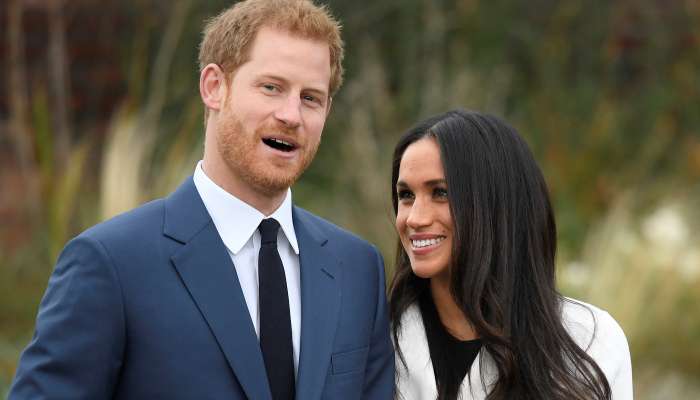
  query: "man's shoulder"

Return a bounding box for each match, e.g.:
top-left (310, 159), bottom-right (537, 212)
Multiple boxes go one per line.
top-left (293, 206), bottom-right (377, 252)
top-left (79, 198), bottom-right (166, 245)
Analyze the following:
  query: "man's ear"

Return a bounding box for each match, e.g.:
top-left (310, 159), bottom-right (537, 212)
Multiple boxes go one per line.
top-left (200, 63), bottom-right (228, 112)
top-left (325, 96), bottom-right (333, 116)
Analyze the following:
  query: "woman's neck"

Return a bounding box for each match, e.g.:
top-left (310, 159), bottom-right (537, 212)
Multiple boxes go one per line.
top-left (429, 277), bottom-right (478, 341)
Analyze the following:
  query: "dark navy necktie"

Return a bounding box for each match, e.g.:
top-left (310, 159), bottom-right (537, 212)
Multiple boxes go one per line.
top-left (258, 218), bottom-right (295, 400)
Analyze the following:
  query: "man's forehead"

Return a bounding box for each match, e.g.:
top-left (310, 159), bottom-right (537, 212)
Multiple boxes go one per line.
top-left (243, 27), bottom-right (331, 91)
top-left (249, 26), bottom-right (330, 58)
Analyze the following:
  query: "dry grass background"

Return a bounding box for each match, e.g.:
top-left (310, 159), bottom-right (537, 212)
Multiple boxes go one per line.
top-left (2, 0), bottom-right (699, 397)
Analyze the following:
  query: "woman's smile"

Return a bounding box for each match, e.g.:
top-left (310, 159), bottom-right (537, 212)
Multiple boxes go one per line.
top-left (395, 138), bottom-right (453, 279)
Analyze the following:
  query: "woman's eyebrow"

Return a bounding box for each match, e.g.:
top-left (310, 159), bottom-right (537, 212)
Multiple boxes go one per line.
top-left (396, 179), bottom-right (446, 189)
top-left (425, 179), bottom-right (447, 186)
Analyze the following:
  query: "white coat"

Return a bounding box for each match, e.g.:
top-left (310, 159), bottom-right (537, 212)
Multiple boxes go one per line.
top-left (395, 298), bottom-right (633, 399)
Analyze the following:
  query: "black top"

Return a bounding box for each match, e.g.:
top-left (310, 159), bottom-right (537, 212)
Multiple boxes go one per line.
top-left (419, 291), bottom-right (482, 392)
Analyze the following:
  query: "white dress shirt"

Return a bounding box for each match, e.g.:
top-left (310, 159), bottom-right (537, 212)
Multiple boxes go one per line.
top-left (193, 161), bottom-right (301, 374)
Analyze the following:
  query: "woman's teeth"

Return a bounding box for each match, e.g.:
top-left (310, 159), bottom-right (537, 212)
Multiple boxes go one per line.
top-left (412, 237), bottom-right (445, 248)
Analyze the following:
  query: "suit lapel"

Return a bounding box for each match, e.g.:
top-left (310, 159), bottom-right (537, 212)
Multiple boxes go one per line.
top-left (293, 208), bottom-right (341, 400)
top-left (165, 178), bottom-right (272, 400)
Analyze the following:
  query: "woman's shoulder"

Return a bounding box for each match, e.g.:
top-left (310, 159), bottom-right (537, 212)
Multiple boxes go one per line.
top-left (561, 297), bottom-right (634, 398)
top-left (561, 297), bottom-right (628, 352)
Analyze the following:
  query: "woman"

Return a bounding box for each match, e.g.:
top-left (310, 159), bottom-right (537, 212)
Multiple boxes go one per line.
top-left (389, 109), bottom-right (632, 400)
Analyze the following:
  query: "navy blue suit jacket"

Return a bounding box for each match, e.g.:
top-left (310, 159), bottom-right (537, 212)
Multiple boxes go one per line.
top-left (10, 178), bottom-right (394, 399)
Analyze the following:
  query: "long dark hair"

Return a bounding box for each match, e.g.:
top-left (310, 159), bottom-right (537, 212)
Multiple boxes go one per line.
top-left (389, 109), bottom-right (611, 400)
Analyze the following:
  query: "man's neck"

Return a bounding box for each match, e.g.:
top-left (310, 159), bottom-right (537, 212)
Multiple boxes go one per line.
top-left (201, 160), bottom-right (287, 217)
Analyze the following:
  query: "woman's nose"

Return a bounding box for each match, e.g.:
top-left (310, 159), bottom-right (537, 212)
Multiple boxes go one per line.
top-left (406, 198), bottom-right (432, 229)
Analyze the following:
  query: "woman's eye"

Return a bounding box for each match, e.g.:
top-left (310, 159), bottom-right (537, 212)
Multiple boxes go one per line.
top-left (434, 187), bottom-right (448, 198)
top-left (397, 189), bottom-right (414, 200)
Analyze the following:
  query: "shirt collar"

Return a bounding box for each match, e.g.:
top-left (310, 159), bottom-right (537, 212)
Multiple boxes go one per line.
top-left (192, 161), bottom-right (299, 255)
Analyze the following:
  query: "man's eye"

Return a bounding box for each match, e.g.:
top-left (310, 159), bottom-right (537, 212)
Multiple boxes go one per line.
top-left (303, 94), bottom-right (323, 106)
top-left (262, 84), bottom-right (278, 92)
top-left (397, 190), bottom-right (414, 200)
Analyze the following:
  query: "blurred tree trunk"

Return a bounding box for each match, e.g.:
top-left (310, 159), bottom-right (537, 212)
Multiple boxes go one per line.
top-left (47, 0), bottom-right (72, 171)
top-left (420, 0), bottom-right (447, 116)
top-left (341, 38), bottom-right (394, 250)
top-left (7, 0), bottom-right (40, 220)
top-left (141, 0), bottom-right (193, 132)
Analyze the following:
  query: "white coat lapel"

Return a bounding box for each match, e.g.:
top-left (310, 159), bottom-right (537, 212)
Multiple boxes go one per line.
top-left (395, 303), bottom-right (497, 400)
top-left (395, 304), bottom-right (436, 400)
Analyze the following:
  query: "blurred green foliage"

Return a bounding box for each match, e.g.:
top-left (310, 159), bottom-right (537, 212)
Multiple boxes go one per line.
top-left (2, 0), bottom-right (699, 397)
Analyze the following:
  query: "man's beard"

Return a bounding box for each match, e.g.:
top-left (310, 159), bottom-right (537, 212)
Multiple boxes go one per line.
top-left (216, 112), bottom-right (319, 197)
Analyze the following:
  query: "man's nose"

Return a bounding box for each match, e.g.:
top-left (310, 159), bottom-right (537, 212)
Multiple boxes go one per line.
top-left (274, 94), bottom-right (302, 129)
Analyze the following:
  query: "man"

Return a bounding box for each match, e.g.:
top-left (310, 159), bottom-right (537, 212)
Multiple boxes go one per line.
top-left (9, 1), bottom-right (394, 399)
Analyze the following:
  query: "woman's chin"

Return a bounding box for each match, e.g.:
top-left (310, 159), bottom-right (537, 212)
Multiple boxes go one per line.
top-left (410, 264), bottom-right (444, 280)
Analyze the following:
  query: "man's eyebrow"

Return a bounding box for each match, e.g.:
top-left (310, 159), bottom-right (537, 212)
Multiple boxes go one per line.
top-left (257, 74), bottom-right (329, 97)
top-left (255, 74), bottom-right (287, 85)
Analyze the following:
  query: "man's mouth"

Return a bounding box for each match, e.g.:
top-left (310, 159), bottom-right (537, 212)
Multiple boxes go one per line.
top-left (262, 137), bottom-right (296, 152)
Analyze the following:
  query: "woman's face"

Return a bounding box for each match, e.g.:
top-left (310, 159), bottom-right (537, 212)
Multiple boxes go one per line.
top-left (395, 138), bottom-right (453, 282)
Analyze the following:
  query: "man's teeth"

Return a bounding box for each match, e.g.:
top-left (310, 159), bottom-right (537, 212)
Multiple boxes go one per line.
top-left (412, 237), bottom-right (445, 248)
top-left (271, 138), bottom-right (292, 147)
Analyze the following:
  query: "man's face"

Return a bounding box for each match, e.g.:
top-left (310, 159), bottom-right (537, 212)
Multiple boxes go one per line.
top-left (216, 26), bottom-right (331, 197)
